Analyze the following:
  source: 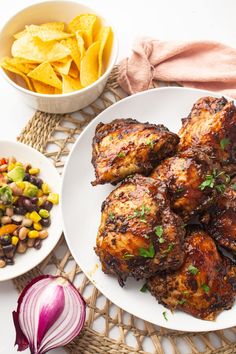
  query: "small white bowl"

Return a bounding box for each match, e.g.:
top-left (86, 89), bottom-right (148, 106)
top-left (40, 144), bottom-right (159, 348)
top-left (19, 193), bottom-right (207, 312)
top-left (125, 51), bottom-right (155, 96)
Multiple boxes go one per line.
top-left (0, 1), bottom-right (118, 114)
top-left (0, 141), bottom-right (61, 281)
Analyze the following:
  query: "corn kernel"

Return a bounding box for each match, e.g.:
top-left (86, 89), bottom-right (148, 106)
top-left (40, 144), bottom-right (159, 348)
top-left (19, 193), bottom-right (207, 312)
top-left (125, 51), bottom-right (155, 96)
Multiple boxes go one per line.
top-left (29, 211), bottom-right (41, 223)
top-left (47, 193), bottom-right (59, 205)
top-left (2, 172), bottom-right (7, 176)
top-left (0, 204), bottom-right (4, 210)
top-left (16, 181), bottom-right (25, 190)
top-left (13, 196), bottom-right (19, 204)
top-left (42, 183), bottom-right (51, 194)
top-left (29, 168), bottom-right (40, 175)
top-left (11, 236), bottom-right (19, 246)
top-left (28, 230), bottom-right (39, 239)
top-left (25, 212), bottom-right (31, 219)
top-left (39, 209), bottom-right (49, 218)
top-left (37, 189), bottom-right (43, 197)
top-left (7, 163), bottom-right (15, 171)
top-left (37, 197), bottom-right (44, 207)
top-left (33, 222), bottom-right (42, 231)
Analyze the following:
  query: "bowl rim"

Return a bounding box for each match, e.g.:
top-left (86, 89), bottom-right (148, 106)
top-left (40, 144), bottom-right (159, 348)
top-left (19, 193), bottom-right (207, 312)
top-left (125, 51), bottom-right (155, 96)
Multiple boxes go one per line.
top-left (0, 0), bottom-right (119, 98)
top-left (0, 139), bottom-right (62, 281)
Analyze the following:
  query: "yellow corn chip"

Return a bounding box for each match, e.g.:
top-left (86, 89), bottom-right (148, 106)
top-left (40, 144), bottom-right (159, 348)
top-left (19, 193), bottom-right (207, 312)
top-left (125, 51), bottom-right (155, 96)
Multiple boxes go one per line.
top-left (52, 58), bottom-right (72, 75)
top-left (96, 27), bottom-right (112, 76)
top-left (61, 38), bottom-right (81, 71)
top-left (1, 62), bottom-right (33, 90)
top-left (75, 31), bottom-right (85, 58)
top-left (80, 41), bottom-right (100, 87)
top-left (12, 33), bottom-right (70, 62)
top-left (68, 61), bottom-right (79, 78)
top-left (27, 62), bottom-right (62, 89)
top-left (62, 74), bottom-right (82, 93)
top-left (14, 22), bottom-right (65, 40)
top-left (31, 79), bottom-right (55, 94)
top-left (26, 24), bottom-right (73, 42)
top-left (54, 87), bottom-right (62, 94)
top-left (68, 14), bottom-right (97, 48)
top-left (1, 57), bottom-right (32, 74)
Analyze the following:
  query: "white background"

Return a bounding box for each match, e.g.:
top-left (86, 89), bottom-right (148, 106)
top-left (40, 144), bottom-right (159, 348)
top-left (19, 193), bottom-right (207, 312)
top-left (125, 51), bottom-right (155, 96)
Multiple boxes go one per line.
top-left (0, 0), bottom-right (236, 353)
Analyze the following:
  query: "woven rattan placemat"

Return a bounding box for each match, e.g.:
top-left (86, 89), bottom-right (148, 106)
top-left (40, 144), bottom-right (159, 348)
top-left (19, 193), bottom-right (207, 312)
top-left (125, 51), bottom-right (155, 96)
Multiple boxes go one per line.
top-left (13, 67), bottom-right (236, 354)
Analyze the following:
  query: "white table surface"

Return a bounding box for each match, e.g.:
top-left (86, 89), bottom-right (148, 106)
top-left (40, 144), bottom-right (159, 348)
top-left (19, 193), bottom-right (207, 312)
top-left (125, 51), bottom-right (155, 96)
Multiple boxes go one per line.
top-left (0, 0), bottom-right (236, 353)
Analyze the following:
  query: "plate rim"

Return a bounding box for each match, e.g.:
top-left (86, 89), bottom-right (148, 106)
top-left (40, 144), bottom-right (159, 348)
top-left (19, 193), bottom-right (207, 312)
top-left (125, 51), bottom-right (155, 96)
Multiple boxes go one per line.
top-left (0, 140), bottom-right (62, 281)
top-left (61, 86), bottom-right (235, 332)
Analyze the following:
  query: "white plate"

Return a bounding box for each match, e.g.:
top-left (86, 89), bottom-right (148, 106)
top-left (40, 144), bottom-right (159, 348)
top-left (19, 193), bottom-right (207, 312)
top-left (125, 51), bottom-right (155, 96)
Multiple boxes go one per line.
top-left (61, 87), bottom-right (236, 332)
top-left (0, 141), bottom-right (61, 281)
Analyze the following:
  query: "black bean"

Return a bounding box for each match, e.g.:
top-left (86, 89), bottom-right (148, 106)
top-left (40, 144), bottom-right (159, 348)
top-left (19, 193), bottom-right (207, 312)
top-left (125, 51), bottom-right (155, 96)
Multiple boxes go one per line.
top-left (34, 239), bottom-right (42, 250)
top-left (31, 197), bottom-right (38, 204)
top-left (14, 206), bottom-right (26, 215)
top-left (6, 258), bottom-right (14, 265)
top-left (34, 178), bottom-right (43, 188)
top-left (23, 173), bottom-right (30, 182)
top-left (40, 218), bottom-right (51, 227)
top-left (17, 196), bottom-right (28, 207)
top-left (0, 235), bottom-right (11, 246)
top-left (22, 198), bottom-right (38, 212)
top-left (42, 201), bottom-right (53, 211)
top-left (3, 244), bottom-right (14, 257)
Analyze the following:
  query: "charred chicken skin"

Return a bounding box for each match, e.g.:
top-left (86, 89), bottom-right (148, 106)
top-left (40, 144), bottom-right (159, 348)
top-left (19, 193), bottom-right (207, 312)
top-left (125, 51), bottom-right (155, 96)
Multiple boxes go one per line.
top-left (147, 230), bottom-right (236, 320)
top-left (95, 174), bottom-right (185, 286)
top-left (151, 148), bottom-right (220, 221)
top-left (91, 118), bottom-right (179, 186)
top-left (178, 97), bottom-right (236, 172)
top-left (206, 180), bottom-right (236, 252)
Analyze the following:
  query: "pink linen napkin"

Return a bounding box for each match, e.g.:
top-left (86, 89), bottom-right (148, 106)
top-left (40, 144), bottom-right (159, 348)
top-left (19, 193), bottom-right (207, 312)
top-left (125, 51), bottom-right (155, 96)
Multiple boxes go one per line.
top-left (118, 39), bottom-right (236, 98)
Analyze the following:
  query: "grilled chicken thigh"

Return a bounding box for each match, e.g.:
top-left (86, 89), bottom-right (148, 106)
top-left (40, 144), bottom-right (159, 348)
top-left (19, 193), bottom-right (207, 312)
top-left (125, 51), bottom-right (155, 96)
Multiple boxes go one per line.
top-left (147, 230), bottom-right (236, 320)
top-left (151, 148), bottom-right (221, 221)
top-left (178, 97), bottom-right (236, 172)
top-left (91, 118), bottom-right (179, 185)
top-left (95, 175), bottom-right (185, 286)
top-left (206, 180), bottom-right (236, 252)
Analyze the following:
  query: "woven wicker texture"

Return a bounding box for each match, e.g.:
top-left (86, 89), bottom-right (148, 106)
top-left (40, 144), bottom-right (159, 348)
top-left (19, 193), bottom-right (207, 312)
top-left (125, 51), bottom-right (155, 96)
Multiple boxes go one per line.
top-left (13, 67), bottom-right (236, 354)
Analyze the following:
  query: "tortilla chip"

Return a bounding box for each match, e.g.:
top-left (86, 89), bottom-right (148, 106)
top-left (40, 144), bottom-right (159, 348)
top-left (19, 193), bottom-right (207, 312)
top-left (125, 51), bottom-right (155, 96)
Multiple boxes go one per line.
top-left (62, 74), bottom-right (82, 93)
top-left (12, 33), bottom-right (70, 62)
top-left (14, 22), bottom-right (65, 40)
top-left (1, 57), bottom-right (33, 74)
top-left (68, 61), bottom-right (79, 78)
top-left (75, 31), bottom-right (85, 58)
top-left (26, 24), bottom-right (73, 42)
top-left (31, 79), bottom-right (55, 94)
top-left (27, 62), bottom-right (62, 89)
top-left (61, 37), bottom-right (81, 70)
top-left (52, 58), bottom-right (72, 75)
top-left (80, 41), bottom-right (100, 87)
top-left (68, 14), bottom-right (97, 48)
top-left (95, 27), bottom-right (112, 76)
top-left (1, 62), bottom-right (34, 90)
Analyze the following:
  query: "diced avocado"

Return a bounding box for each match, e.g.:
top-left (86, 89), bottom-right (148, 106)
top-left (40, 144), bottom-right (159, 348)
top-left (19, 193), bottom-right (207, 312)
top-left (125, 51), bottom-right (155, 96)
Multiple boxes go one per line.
top-left (7, 165), bottom-right (25, 182)
top-left (0, 185), bottom-right (13, 204)
top-left (23, 182), bottom-right (38, 198)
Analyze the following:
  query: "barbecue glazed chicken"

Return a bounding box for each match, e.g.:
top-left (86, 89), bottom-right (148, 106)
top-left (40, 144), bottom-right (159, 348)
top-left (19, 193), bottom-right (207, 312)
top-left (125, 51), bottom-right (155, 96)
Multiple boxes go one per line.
top-left (91, 118), bottom-right (179, 185)
top-left (151, 148), bottom-right (220, 221)
top-left (147, 230), bottom-right (236, 320)
top-left (178, 96), bottom-right (236, 173)
top-left (205, 179), bottom-right (236, 252)
top-left (95, 175), bottom-right (185, 286)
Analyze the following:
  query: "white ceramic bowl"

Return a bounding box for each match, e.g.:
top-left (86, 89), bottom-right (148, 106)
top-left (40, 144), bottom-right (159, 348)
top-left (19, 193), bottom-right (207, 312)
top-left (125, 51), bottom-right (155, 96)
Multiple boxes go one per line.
top-left (0, 141), bottom-right (61, 281)
top-left (0, 1), bottom-right (118, 114)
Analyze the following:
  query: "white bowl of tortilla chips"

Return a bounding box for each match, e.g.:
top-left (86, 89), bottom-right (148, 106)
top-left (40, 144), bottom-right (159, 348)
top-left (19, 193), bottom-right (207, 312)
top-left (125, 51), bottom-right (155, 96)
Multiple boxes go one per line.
top-left (0, 1), bottom-right (118, 113)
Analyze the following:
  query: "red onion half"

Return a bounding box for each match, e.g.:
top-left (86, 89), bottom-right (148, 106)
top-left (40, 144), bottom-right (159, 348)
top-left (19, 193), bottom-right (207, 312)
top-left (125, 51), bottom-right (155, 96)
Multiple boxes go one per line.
top-left (13, 275), bottom-right (86, 354)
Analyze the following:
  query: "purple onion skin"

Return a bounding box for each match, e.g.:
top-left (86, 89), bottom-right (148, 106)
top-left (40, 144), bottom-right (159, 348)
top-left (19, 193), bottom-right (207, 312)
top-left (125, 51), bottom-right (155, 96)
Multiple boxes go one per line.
top-left (12, 275), bottom-right (86, 354)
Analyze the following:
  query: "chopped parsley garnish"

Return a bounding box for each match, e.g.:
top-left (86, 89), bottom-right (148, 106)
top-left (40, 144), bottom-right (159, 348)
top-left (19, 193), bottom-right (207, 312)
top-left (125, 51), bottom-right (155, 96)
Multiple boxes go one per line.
top-left (163, 243), bottom-right (174, 254)
top-left (188, 265), bottom-right (199, 275)
top-left (233, 183), bottom-right (236, 191)
top-left (146, 140), bottom-right (154, 149)
top-left (155, 225), bottom-right (164, 243)
top-left (140, 283), bottom-right (148, 293)
top-left (181, 223), bottom-right (187, 229)
top-left (178, 299), bottom-right (186, 305)
top-left (199, 169), bottom-right (230, 193)
top-left (176, 187), bottom-right (184, 193)
top-left (128, 203), bottom-right (150, 223)
top-left (123, 252), bottom-right (135, 259)
top-left (182, 290), bottom-right (189, 295)
top-left (201, 284), bottom-right (210, 293)
top-left (109, 212), bottom-right (115, 221)
top-left (162, 311), bottom-right (168, 321)
top-left (117, 152), bottom-right (125, 158)
top-left (220, 138), bottom-right (230, 150)
top-left (139, 242), bottom-right (155, 258)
